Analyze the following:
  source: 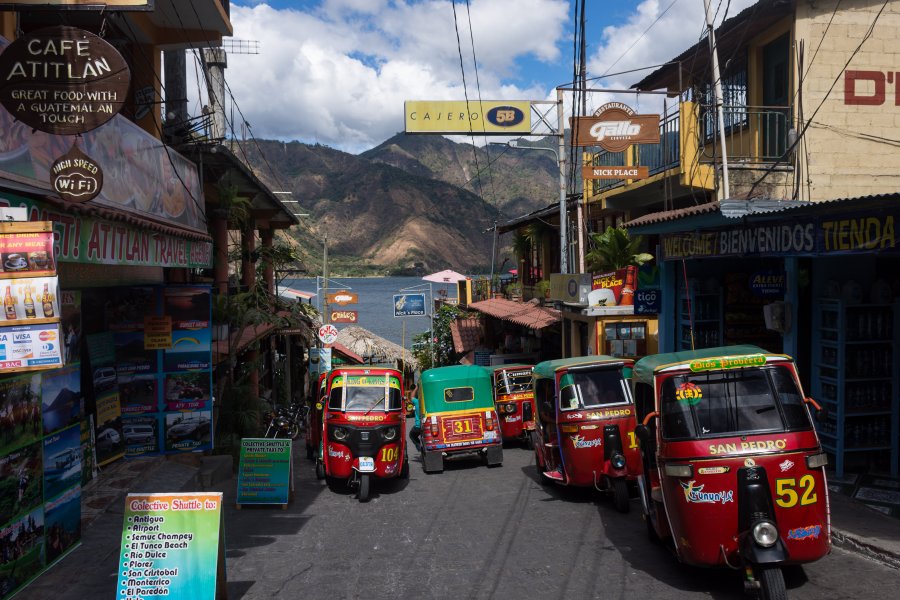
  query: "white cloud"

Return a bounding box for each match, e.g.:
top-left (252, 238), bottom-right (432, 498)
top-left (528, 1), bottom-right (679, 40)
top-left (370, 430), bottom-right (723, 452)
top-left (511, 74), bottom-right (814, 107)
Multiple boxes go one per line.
top-left (196, 0), bottom-right (760, 154)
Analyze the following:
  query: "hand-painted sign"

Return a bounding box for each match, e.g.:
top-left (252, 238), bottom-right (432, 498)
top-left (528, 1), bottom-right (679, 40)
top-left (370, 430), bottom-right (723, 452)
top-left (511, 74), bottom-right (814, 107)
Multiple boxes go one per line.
top-left (236, 438), bottom-right (293, 505)
top-left (393, 293), bottom-right (426, 317)
top-left (326, 291), bottom-right (358, 305)
top-left (0, 26), bottom-right (130, 135)
top-left (571, 103), bottom-right (660, 151)
top-left (405, 100), bottom-right (531, 134)
top-left (51, 143), bottom-right (103, 203)
top-left (318, 324), bottom-right (338, 344)
top-left (582, 165), bottom-right (649, 179)
top-left (117, 492), bottom-right (226, 600)
top-left (330, 310), bottom-right (358, 323)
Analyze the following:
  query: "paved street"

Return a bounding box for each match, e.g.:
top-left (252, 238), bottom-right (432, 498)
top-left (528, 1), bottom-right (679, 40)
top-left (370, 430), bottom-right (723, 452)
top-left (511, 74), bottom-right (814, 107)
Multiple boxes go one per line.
top-left (220, 428), bottom-right (900, 600)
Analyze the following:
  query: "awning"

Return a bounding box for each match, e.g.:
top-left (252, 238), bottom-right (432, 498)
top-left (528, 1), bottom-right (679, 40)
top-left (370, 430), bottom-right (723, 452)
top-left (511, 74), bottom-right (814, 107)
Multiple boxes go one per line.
top-left (450, 317), bottom-right (483, 354)
top-left (279, 288), bottom-right (316, 301)
top-left (468, 298), bottom-right (560, 330)
top-left (331, 342), bottom-right (365, 365)
top-left (423, 269), bottom-right (467, 283)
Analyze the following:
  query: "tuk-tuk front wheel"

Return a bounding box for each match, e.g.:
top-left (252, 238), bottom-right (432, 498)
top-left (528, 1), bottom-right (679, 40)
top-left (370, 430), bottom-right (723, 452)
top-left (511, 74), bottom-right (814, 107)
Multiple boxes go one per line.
top-left (612, 478), bottom-right (630, 513)
top-left (756, 566), bottom-right (786, 600)
top-left (358, 473), bottom-right (371, 503)
top-left (400, 456), bottom-right (410, 479)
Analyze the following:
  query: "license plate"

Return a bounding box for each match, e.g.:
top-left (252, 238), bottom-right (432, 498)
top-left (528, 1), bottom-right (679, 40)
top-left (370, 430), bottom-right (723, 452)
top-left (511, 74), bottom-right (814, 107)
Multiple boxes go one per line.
top-left (358, 457), bottom-right (375, 472)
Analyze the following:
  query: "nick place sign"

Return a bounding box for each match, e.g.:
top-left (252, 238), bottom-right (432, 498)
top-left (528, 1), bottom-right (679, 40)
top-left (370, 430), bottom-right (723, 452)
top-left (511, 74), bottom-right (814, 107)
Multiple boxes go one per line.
top-left (0, 26), bottom-right (130, 135)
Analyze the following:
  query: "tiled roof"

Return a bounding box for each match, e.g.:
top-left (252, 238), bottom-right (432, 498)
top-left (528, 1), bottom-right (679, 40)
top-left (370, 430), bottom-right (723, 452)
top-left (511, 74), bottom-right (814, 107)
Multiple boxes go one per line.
top-left (212, 323), bottom-right (275, 365)
top-left (468, 298), bottom-right (560, 330)
top-left (624, 201), bottom-right (721, 228)
top-left (331, 342), bottom-right (364, 364)
top-left (450, 317), bottom-right (483, 354)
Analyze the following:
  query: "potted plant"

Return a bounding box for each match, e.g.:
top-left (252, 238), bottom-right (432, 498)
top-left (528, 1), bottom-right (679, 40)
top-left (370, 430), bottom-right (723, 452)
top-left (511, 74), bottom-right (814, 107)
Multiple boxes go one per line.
top-left (534, 279), bottom-right (552, 302)
top-left (585, 226), bottom-right (654, 272)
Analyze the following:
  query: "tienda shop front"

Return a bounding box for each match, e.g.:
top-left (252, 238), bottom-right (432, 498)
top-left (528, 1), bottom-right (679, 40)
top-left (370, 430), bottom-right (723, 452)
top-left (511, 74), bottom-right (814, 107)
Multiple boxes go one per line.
top-left (627, 195), bottom-right (900, 480)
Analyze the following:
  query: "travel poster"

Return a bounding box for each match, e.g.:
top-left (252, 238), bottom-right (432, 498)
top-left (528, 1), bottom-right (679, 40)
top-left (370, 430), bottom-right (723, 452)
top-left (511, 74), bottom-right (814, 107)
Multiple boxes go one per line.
top-left (59, 290), bottom-right (81, 366)
top-left (122, 415), bottom-right (161, 457)
top-left (116, 492), bottom-right (225, 600)
top-left (0, 442), bottom-right (42, 528)
top-left (236, 438), bottom-right (293, 506)
top-left (42, 424), bottom-right (81, 502)
top-left (44, 486), bottom-right (81, 565)
top-left (87, 332), bottom-right (124, 466)
top-left (41, 364), bottom-right (81, 436)
top-left (0, 505), bottom-right (44, 598)
top-left (0, 373), bottom-right (41, 456)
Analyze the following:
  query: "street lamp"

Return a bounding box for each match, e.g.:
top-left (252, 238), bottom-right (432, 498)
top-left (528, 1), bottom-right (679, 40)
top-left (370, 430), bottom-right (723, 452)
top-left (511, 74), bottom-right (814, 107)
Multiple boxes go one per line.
top-left (492, 138), bottom-right (571, 274)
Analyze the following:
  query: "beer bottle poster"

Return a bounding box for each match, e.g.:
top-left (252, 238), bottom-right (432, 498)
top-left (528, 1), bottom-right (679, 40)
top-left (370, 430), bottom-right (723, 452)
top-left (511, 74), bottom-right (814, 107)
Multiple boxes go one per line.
top-left (117, 492), bottom-right (226, 600)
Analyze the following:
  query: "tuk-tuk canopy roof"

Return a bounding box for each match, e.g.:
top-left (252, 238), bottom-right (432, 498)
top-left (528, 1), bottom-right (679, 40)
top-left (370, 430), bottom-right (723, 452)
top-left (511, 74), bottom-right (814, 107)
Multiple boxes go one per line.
top-left (633, 345), bottom-right (785, 385)
top-left (533, 356), bottom-right (626, 380)
top-left (419, 365), bottom-right (494, 412)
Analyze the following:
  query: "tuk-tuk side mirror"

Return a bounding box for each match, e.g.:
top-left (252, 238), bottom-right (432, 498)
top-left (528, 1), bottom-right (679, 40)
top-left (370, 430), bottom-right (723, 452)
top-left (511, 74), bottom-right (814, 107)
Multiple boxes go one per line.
top-left (804, 397), bottom-right (828, 423)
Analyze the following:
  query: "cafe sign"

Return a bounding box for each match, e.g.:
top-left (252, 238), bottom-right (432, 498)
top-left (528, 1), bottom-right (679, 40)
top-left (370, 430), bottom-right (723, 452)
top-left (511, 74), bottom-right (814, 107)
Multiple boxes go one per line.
top-left (571, 102), bottom-right (660, 152)
top-left (51, 143), bottom-right (103, 203)
top-left (0, 25), bottom-right (131, 135)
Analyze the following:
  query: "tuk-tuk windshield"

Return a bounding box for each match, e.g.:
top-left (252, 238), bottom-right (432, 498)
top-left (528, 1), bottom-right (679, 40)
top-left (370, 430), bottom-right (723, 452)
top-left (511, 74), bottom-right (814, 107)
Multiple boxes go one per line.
top-left (660, 365), bottom-right (811, 440)
top-left (496, 369), bottom-right (533, 395)
top-left (328, 374), bottom-right (403, 412)
top-left (559, 367), bottom-right (629, 411)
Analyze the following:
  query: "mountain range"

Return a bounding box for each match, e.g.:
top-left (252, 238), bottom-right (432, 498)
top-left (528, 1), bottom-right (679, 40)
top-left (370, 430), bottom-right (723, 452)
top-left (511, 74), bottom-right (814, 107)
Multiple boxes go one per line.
top-left (236, 134), bottom-right (559, 275)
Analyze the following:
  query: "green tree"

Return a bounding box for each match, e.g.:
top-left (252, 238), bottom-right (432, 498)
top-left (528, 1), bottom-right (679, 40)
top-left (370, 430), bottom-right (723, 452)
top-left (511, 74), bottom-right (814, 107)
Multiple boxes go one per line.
top-left (585, 226), bottom-right (654, 272)
top-left (412, 304), bottom-right (477, 370)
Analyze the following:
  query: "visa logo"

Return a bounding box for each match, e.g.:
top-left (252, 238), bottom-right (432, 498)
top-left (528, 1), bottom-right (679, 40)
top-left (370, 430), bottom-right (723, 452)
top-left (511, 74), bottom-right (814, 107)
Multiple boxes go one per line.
top-left (13, 334), bottom-right (31, 341)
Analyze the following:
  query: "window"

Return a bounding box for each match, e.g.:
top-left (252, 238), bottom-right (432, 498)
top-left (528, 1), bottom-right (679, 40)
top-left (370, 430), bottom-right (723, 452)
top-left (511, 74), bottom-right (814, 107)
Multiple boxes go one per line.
top-left (444, 387), bottom-right (474, 402)
top-left (328, 375), bottom-right (402, 411)
top-left (558, 366), bottom-right (629, 411)
top-left (659, 366), bottom-right (812, 440)
top-left (698, 55), bottom-right (749, 140)
top-left (496, 369), bottom-right (533, 395)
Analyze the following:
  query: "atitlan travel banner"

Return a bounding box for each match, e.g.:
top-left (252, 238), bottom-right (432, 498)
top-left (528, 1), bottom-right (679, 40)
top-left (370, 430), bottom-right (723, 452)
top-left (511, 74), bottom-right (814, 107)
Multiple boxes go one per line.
top-left (117, 492), bottom-right (226, 600)
top-left (236, 438), bottom-right (293, 506)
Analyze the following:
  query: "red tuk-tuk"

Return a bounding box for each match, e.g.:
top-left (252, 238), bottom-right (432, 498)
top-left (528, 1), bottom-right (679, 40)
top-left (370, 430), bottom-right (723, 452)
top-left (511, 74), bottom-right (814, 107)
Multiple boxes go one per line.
top-left (307, 371), bottom-right (328, 476)
top-left (321, 367), bottom-right (409, 502)
top-left (632, 346), bottom-right (830, 598)
top-left (532, 356), bottom-right (641, 512)
top-left (490, 364), bottom-right (535, 446)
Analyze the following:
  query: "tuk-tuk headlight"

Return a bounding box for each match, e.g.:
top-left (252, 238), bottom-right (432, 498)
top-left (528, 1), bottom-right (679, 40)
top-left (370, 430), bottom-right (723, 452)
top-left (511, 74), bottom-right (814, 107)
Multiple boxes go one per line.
top-left (332, 427), bottom-right (349, 441)
top-left (611, 453), bottom-right (627, 470)
top-left (752, 520), bottom-right (779, 547)
top-left (663, 463), bottom-right (693, 478)
top-left (806, 453), bottom-right (828, 469)
top-left (382, 426), bottom-right (398, 441)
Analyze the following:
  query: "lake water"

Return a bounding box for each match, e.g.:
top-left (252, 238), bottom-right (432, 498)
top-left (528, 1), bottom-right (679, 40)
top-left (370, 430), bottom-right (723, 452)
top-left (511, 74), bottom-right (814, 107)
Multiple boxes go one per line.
top-left (282, 277), bottom-right (457, 347)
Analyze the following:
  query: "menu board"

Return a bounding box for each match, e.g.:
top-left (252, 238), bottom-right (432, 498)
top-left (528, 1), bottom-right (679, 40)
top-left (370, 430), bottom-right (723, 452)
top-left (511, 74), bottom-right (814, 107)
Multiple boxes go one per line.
top-left (116, 492), bottom-right (225, 600)
top-left (236, 438), bottom-right (293, 506)
top-left (0, 222), bottom-right (62, 374)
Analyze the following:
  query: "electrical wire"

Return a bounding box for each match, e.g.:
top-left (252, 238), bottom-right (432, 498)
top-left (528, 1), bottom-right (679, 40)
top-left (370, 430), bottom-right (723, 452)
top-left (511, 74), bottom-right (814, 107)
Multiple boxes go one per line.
top-left (464, 0), bottom-right (498, 213)
top-left (450, 1), bottom-right (485, 202)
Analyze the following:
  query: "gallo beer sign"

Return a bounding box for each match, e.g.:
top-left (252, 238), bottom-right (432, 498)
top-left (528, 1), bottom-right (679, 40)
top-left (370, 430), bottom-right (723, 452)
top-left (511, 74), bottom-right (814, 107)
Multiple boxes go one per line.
top-left (571, 102), bottom-right (659, 152)
top-left (0, 26), bottom-right (131, 135)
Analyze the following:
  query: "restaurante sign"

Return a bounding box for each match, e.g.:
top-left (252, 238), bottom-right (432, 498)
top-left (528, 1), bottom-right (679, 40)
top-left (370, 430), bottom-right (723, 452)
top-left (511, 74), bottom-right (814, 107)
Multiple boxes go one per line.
top-left (0, 25), bottom-right (130, 135)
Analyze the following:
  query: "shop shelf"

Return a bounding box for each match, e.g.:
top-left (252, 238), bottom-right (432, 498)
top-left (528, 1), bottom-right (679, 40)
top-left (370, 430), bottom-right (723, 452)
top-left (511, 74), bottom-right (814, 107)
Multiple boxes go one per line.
top-left (811, 298), bottom-right (900, 479)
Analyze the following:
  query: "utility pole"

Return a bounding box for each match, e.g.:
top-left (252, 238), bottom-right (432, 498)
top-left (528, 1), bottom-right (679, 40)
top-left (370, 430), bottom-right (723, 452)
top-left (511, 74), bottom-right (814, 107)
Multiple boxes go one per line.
top-left (556, 88), bottom-right (568, 274)
top-left (489, 220), bottom-right (498, 293)
top-left (703, 0), bottom-right (731, 199)
top-left (322, 234), bottom-right (329, 325)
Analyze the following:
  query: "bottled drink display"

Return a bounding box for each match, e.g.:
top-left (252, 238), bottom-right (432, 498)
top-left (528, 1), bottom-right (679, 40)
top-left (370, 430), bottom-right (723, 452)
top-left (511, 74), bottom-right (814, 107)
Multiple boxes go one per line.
top-left (23, 287), bottom-right (35, 318)
top-left (4, 286), bottom-right (16, 320)
top-left (41, 283), bottom-right (54, 318)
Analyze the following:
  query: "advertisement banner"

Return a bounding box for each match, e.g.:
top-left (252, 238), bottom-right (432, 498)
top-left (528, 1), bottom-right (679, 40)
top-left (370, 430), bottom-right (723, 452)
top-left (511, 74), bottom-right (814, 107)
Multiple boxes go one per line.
top-left (0, 224), bottom-right (55, 279)
top-left (393, 293), bottom-right (426, 317)
top-left (0, 276), bottom-right (59, 325)
top-left (404, 100), bottom-right (531, 134)
top-left (589, 266), bottom-right (637, 307)
top-left (117, 492), bottom-right (225, 600)
top-left (0, 322), bottom-right (64, 372)
top-left (236, 438), bottom-right (293, 506)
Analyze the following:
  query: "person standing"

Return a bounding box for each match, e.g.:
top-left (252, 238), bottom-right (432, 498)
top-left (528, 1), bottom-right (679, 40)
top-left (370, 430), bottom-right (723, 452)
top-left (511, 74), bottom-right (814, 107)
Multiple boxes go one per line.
top-left (408, 386), bottom-right (422, 451)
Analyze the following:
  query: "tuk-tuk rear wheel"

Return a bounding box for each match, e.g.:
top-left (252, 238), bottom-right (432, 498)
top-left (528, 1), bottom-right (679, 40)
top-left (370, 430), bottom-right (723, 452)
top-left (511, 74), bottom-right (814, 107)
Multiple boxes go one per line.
top-left (756, 567), bottom-right (786, 600)
top-left (400, 457), bottom-right (410, 479)
top-left (315, 461), bottom-right (325, 480)
top-left (612, 478), bottom-right (630, 513)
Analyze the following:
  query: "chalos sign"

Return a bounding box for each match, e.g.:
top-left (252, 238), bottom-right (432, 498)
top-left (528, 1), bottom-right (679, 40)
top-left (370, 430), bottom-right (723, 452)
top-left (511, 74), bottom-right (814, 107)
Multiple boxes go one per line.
top-left (0, 25), bottom-right (131, 135)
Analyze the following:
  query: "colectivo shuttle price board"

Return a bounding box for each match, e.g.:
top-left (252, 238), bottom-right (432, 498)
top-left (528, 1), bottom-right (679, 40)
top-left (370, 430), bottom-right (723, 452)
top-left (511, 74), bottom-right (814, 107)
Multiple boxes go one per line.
top-left (116, 492), bottom-right (226, 600)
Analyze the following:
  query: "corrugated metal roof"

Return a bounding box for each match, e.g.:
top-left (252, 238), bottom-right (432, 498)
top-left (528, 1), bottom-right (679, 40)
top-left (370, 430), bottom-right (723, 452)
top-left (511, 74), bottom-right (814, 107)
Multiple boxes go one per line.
top-left (625, 193), bottom-right (900, 230)
top-left (468, 298), bottom-right (560, 330)
top-left (450, 317), bottom-right (483, 354)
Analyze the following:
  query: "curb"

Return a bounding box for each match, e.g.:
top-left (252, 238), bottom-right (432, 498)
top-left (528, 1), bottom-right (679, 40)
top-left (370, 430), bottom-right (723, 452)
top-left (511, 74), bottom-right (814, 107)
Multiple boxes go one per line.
top-left (832, 528), bottom-right (900, 570)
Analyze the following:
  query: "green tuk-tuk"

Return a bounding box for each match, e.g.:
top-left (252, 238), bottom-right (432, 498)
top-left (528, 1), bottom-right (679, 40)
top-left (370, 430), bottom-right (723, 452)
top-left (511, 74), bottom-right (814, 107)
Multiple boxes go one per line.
top-left (417, 365), bottom-right (503, 473)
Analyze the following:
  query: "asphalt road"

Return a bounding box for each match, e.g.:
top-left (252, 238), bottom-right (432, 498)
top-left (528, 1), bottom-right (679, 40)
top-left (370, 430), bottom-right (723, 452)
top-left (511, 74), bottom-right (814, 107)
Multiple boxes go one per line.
top-left (222, 430), bottom-right (900, 600)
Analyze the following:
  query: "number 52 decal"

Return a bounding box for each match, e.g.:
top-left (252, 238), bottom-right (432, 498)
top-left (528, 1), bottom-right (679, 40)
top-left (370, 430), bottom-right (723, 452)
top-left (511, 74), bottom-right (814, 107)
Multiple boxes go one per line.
top-left (775, 475), bottom-right (817, 508)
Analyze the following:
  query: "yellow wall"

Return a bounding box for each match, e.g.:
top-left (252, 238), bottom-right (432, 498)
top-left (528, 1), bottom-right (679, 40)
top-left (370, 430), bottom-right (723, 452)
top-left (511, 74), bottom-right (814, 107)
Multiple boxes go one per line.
top-left (794, 0), bottom-right (900, 199)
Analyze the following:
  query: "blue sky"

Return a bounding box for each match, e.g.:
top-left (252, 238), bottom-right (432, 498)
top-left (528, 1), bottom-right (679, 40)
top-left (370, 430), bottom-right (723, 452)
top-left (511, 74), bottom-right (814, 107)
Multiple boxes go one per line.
top-left (215, 1), bottom-right (756, 153)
